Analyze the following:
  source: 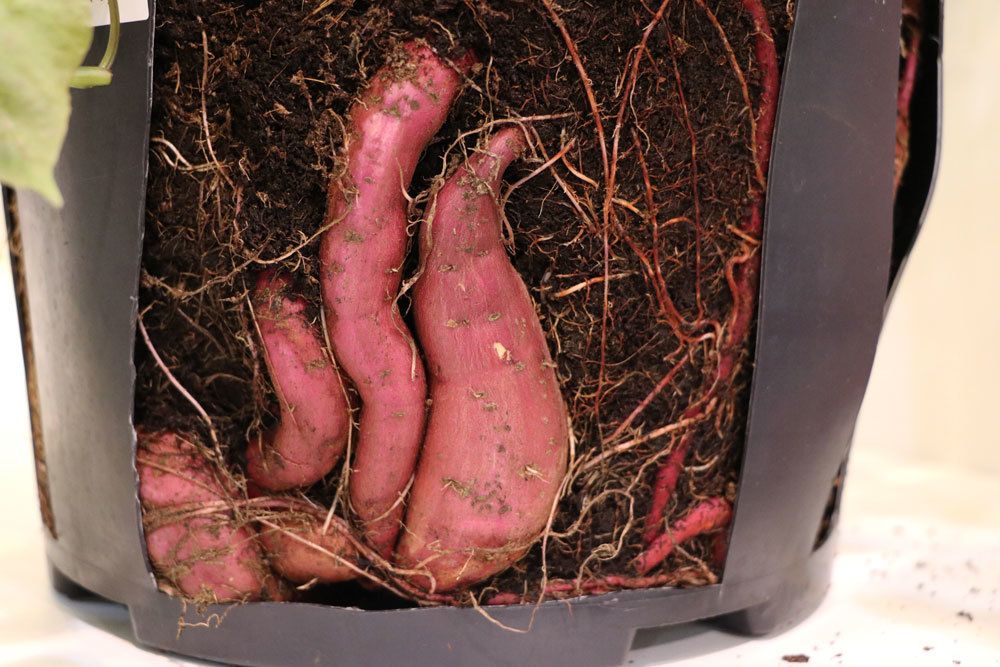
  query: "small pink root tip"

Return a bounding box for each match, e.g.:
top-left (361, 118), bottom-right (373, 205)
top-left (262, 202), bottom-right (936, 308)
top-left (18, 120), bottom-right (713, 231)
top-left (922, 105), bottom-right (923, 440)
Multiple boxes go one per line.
top-left (404, 40), bottom-right (477, 79)
top-left (486, 126), bottom-right (528, 166)
top-left (253, 271), bottom-right (306, 320)
top-left (452, 48), bottom-right (479, 75)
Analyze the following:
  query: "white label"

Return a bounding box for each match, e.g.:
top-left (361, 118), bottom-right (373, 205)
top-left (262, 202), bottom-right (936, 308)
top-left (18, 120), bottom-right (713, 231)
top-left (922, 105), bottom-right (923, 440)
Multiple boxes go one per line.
top-left (90, 0), bottom-right (149, 26)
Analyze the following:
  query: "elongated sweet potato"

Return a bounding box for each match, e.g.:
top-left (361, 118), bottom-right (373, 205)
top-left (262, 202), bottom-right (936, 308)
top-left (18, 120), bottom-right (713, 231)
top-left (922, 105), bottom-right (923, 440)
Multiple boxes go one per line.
top-left (320, 41), bottom-right (471, 555)
top-left (246, 271), bottom-right (351, 491)
top-left (138, 430), bottom-right (276, 602)
top-left (396, 128), bottom-right (569, 591)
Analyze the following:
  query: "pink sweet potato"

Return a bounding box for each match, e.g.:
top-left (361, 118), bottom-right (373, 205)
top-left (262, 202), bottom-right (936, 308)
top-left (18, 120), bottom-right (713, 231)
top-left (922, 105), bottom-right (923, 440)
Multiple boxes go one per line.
top-left (257, 508), bottom-right (358, 585)
top-left (138, 430), bottom-right (229, 507)
top-left (396, 128), bottom-right (570, 591)
top-left (320, 41), bottom-right (471, 555)
top-left (138, 430), bottom-right (276, 602)
top-left (246, 271), bottom-right (351, 491)
top-left (144, 518), bottom-right (274, 602)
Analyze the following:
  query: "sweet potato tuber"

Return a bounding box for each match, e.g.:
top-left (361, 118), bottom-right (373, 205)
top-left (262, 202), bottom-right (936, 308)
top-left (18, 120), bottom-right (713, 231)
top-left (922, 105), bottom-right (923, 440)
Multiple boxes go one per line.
top-left (396, 128), bottom-right (570, 591)
top-left (320, 41), bottom-right (471, 555)
top-left (138, 430), bottom-right (276, 602)
top-left (257, 504), bottom-right (359, 585)
top-left (245, 271), bottom-right (351, 491)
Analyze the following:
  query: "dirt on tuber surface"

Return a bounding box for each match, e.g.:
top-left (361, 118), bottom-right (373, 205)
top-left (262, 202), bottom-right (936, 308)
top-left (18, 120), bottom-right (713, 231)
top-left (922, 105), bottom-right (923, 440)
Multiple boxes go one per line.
top-left (398, 127), bottom-right (570, 592)
top-left (318, 41), bottom-right (471, 559)
top-left (137, 0), bottom-right (790, 606)
top-left (245, 270), bottom-right (352, 491)
top-left (137, 430), bottom-right (284, 603)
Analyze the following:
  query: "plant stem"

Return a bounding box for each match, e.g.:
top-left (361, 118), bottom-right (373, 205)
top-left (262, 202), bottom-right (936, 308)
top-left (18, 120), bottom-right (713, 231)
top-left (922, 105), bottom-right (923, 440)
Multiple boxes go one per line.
top-left (99, 0), bottom-right (120, 70)
top-left (70, 0), bottom-right (121, 89)
top-left (69, 67), bottom-right (113, 88)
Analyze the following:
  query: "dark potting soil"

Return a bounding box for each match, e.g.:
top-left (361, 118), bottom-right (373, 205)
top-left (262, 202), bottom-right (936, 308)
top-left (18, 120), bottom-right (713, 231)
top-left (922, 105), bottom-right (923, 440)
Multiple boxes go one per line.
top-left (138, 0), bottom-right (790, 604)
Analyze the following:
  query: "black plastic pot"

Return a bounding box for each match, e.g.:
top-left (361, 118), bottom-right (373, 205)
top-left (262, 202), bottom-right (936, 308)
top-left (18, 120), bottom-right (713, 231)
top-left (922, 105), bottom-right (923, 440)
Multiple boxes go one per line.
top-left (5, 1), bottom-right (941, 665)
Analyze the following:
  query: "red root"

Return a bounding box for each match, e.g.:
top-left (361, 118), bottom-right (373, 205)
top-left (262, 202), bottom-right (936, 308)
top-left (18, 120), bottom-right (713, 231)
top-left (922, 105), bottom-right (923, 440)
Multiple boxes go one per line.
top-left (710, 529), bottom-right (729, 569)
top-left (642, 430), bottom-right (692, 544)
top-left (634, 497), bottom-right (732, 575)
top-left (545, 573), bottom-right (688, 596)
top-left (640, 0), bottom-right (779, 569)
top-left (485, 572), bottom-right (694, 605)
top-left (485, 592), bottom-right (523, 606)
top-left (641, 389), bottom-right (719, 543)
top-left (897, 25), bottom-right (921, 124)
top-left (895, 2), bottom-right (922, 191)
top-left (741, 0), bottom-right (780, 204)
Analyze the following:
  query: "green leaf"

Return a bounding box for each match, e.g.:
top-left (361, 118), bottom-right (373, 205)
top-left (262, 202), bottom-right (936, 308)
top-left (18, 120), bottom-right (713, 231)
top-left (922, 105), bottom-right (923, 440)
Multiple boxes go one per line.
top-left (0, 0), bottom-right (93, 207)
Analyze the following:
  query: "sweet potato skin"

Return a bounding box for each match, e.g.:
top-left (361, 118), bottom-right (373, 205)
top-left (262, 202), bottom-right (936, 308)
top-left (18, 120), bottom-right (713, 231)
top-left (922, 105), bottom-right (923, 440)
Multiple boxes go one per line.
top-left (320, 41), bottom-right (469, 555)
top-left (145, 518), bottom-right (272, 601)
top-left (138, 430), bottom-right (229, 506)
top-left (397, 128), bottom-right (569, 591)
top-left (138, 431), bottom-right (275, 602)
top-left (245, 271), bottom-right (351, 491)
top-left (258, 511), bottom-right (358, 584)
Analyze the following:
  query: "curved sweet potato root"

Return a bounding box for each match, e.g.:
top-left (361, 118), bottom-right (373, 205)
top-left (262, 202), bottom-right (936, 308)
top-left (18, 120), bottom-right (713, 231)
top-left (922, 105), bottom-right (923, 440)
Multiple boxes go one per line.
top-left (138, 431), bottom-right (277, 602)
top-left (246, 271), bottom-right (351, 491)
top-left (634, 498), bottom-right (732, 575)
top-left (320, 41), bottom-right (471, 555)
top-left (396, 128), bottom-right (570, 591)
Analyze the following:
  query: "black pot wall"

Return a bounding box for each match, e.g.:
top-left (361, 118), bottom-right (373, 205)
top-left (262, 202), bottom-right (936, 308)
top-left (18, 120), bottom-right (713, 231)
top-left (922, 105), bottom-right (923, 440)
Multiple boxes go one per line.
top-left (5, 1), bottom-right (940, 665)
